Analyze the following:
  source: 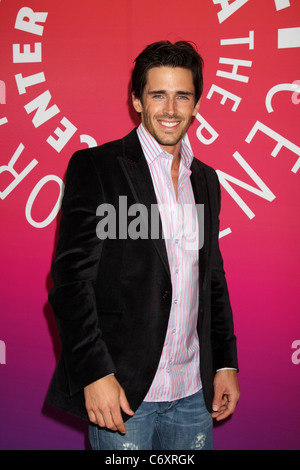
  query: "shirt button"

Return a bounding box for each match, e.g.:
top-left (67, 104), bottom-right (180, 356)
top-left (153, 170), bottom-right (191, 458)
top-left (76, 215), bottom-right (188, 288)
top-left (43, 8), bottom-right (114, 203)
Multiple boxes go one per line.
top-left (161, 290), bottom-right (170, 299)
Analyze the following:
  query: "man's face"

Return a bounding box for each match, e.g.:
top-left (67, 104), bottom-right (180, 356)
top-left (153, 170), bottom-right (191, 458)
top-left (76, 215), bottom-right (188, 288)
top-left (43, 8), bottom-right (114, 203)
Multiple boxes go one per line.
top-left (132, 66), bottom-right (200, 156)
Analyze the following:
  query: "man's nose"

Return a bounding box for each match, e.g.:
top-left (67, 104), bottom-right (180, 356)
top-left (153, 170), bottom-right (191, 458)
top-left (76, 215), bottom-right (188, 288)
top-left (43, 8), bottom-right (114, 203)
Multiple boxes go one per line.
top-left (164, 98), bottom-right (177, 115)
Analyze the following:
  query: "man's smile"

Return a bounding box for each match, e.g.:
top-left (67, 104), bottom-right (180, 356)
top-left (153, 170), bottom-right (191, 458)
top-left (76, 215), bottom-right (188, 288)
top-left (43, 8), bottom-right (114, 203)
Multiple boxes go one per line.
top-left (158, 120), bottom-right (181, 128)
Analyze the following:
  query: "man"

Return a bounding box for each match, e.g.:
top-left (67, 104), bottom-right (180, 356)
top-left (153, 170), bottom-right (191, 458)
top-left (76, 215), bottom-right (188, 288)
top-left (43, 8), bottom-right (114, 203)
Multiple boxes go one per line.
top-left (46, 41), bottom-right (240, 450)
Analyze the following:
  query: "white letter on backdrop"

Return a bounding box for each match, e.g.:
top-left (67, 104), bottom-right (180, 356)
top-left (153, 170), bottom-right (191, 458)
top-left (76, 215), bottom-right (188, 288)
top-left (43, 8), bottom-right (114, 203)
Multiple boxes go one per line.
top-left (15, 7), bottom-right (48, 36)
top-left (0, 144), bottom-right (38, 200)
top-left (25, 175), bottom-right (64, 228)
top-left (213, 0), bottom-right (249, 24)
top-left (265, 83), bottom-right (300, 112)
top-left (47, 117), bottom-right (77, 153)
top-left (24, 90), bottom-right (60, 128)
top-left (246, 121), bottom-right (300, 173)
top-left (216, 151), bottom-right (276, 219)
top-left (195, 113), bottom-right (219, 145)
top-left (13, 43), bottom-right (42, 63)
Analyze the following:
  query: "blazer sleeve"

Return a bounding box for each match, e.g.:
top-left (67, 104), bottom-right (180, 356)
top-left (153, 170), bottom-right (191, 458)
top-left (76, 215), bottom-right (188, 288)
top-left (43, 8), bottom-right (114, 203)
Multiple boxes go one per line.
top-left (209, 170), bottom-right (238, 372)
top-left (49, 150), bottom-right (116, 397)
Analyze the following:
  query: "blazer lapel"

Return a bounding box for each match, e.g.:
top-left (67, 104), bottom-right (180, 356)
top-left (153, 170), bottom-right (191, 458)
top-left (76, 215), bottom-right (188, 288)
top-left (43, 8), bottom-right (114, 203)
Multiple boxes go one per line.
top-left (190, 159), bottom-right (211, 293)
top-left (117, 129), bottom-right (171, 279)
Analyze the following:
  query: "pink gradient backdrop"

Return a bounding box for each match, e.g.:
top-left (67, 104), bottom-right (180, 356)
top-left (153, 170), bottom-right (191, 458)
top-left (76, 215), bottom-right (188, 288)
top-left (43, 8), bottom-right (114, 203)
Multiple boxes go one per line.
top-left (0, 0), bottom-right (299, 449)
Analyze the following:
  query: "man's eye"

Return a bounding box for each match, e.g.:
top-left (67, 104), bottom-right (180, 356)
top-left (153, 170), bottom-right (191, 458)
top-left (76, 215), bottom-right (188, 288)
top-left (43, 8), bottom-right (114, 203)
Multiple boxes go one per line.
top-left (178, 95), bottom-right (189, 100)
top-left (153, 94), bottom-right (164, 99)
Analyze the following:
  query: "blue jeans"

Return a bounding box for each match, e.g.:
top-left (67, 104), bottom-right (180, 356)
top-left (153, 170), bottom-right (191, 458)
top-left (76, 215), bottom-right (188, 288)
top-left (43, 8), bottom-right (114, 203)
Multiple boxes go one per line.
top-left (89, 388), bottom-right (213, 450)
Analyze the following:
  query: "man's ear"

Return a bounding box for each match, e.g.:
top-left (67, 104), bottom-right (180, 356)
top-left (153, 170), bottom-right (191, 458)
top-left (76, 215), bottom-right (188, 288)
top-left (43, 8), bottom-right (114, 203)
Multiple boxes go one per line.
top-left (132, 92), bottom-right (143, 114)
top-left (192, 98), bottom-right (201, 117)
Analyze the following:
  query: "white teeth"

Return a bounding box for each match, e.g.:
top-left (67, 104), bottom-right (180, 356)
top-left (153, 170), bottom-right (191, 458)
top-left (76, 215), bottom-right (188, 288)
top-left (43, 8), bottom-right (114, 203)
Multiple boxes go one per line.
top-left (161, 121), bottom-right (179, 127)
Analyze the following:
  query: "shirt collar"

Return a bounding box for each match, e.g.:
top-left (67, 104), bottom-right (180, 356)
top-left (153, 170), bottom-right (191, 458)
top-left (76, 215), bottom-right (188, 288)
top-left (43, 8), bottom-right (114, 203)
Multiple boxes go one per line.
top-left (136, 123), bottom-right (194, 169)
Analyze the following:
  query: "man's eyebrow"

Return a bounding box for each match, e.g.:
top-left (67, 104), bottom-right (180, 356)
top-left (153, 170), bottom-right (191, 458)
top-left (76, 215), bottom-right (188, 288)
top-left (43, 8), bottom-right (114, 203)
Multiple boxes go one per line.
top-left (147, 90), bottom-right (166, 95)
top-left (147, 90), bottom-right (194, 95)
top-left (176, 91), bottom-right (194, 96)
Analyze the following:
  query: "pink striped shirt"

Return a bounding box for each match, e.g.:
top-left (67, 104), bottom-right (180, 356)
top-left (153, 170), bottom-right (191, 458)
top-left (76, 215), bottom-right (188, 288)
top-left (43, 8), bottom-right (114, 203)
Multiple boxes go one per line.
top-left (137, 124), bottom-right (202, 402)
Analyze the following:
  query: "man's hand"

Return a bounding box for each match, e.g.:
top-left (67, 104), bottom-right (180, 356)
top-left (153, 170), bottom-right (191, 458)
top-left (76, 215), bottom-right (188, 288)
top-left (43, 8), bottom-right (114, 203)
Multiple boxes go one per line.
top-left (84, 375), bottom-right (134, 434)
top-left (211, 369), bottom-right (240, 421)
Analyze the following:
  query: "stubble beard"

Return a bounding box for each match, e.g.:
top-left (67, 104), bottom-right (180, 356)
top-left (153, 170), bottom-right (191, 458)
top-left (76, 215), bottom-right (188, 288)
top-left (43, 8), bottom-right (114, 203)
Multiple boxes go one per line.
top-left (144, 114), bottom-right (192, 150)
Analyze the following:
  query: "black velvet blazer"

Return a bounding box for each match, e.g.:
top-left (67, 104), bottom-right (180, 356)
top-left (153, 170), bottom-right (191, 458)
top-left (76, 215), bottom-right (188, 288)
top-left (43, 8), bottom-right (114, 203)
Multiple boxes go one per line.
top-left (46, 129), bottom-right (238, 421)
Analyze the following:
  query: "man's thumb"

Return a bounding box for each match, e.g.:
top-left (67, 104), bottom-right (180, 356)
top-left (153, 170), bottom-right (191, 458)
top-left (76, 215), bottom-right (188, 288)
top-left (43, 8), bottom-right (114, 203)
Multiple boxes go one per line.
top-left (212, 390), bottom-right (222, 411)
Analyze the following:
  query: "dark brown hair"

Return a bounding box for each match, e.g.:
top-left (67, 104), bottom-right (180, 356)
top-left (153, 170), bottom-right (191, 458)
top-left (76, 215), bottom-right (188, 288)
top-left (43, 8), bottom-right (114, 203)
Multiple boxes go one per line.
top-left (131, 41), bottom-right (204, 103)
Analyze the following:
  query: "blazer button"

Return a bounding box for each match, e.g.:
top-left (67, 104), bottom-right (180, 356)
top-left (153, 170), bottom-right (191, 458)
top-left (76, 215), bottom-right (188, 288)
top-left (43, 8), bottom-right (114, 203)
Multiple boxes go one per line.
top-left (161, 290), bottom-right (170, 299)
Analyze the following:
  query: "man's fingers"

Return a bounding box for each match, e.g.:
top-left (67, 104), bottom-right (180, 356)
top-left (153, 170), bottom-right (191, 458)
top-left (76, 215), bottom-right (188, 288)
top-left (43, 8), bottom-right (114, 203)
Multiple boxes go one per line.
top-left (87, 408), bottom-right (108, 429)
top-left (101, 408), bottom-right (119, 432)
top-left (213, 402), bottom-right (234, 421)
top-left (97, 413), bottom-right (106, 428)
top-left (212, 389), bottom-right (223, 412)
top-left (87, 409), bottom-right (97, 424)
top-left (119, 388), bottom-right (134, 417)
top-left (212, 394), bottom-right (238, 421)
top-left (88, 403), bottom-right (127, 433)
top-left (110, 408), bottom-right (127, 434)
top-left (110, 388), bottom-right (134, 434)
